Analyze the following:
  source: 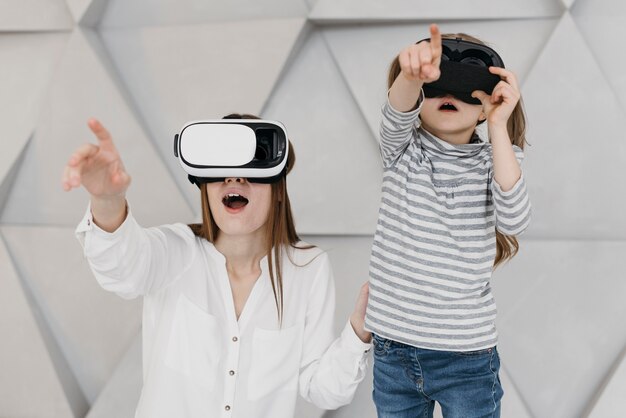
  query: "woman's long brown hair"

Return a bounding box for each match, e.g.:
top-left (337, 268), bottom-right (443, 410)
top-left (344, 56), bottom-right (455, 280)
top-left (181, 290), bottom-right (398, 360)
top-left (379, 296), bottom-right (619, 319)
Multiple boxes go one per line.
top-left (188, 114), bottom-right (311, 321)
top-left (387, 33), bottom-right (528, 268)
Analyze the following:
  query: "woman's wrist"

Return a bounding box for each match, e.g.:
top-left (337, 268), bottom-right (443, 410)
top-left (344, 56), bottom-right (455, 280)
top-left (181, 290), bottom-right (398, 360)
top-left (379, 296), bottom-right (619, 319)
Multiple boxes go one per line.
top-left (350, 313), bottom-right (372, 343)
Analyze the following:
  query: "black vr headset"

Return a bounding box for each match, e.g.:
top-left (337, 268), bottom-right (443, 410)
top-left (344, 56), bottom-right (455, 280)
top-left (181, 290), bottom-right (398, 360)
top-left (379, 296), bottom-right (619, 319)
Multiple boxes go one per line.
top-left (419, 37), bottom-right (505, 105)
top-left (173, 119), bottom-right (289, 186)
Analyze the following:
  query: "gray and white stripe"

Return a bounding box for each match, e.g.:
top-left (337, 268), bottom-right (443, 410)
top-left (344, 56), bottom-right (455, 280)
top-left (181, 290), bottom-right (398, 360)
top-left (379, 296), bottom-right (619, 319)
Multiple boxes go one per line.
top-left (365, 100), bottom-right (532, 352)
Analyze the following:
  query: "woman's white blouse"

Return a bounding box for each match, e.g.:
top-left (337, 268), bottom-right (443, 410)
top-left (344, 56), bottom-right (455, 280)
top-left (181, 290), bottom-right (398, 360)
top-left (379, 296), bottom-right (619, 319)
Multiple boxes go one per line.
top-left (75, 206), bottom-right (371, 418)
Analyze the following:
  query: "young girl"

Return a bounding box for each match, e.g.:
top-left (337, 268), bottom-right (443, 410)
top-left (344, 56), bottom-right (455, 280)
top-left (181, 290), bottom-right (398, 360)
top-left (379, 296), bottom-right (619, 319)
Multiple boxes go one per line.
top-left (365, 25), bottom-right (531, 417)
top-left (62, 114), bottom-right (372, 418)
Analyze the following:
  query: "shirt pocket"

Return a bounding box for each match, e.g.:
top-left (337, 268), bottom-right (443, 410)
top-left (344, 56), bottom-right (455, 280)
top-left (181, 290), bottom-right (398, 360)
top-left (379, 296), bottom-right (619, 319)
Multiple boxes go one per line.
top-left (164, 294), bottom-right (221, 392)
top-left (248, 323), bottom-right (303, 401)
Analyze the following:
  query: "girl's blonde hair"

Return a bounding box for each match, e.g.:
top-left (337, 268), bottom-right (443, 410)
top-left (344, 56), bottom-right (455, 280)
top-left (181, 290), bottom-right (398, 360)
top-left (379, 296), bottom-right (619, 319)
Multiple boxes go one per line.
top-left (188, 114), bottom-right (312, 320)
top-left (387, 33), bottom-right (528, 268)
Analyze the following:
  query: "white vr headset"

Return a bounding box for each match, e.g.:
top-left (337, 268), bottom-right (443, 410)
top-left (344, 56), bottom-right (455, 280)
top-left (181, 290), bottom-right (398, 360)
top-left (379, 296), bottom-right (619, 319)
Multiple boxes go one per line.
top-left (174, 119), bottom-right (289, 186)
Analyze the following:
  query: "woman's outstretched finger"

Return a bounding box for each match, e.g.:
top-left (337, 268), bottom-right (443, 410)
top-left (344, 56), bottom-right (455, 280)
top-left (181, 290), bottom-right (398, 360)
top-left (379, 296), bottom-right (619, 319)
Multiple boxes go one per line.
top-left (68, 143), bottom-right (99, 166)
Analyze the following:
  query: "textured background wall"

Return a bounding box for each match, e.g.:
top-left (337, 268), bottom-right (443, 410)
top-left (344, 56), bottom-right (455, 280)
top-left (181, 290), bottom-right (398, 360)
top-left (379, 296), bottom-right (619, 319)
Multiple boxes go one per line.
top-left (1, 0), bottom-right (625, 417)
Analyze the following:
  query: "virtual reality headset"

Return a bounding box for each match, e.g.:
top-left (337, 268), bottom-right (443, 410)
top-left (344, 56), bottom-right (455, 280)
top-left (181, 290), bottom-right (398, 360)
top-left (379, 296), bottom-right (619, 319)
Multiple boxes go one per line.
top-left (419, 37), bottom-right (505, 105)
top-left (173, 119), bottom-right (289, 186)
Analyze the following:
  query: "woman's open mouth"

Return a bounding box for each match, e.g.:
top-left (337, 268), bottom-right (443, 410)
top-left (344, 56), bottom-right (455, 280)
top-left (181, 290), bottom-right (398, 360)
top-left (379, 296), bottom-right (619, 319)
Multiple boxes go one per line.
top-left (222, 193), bottom-right (249, 211)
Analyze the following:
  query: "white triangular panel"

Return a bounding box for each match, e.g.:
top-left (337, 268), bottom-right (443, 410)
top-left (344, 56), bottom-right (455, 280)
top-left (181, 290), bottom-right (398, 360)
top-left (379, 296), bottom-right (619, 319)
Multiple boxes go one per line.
top-left (588, 348), bottom-right (626, 417)
top-left (0, 28), bottom-right (195, 227)
top-left (310, 0), bottom-right (563, 22)
top-left (521, 13), bottom-right (626, 239)
top-left (324, 19), bottom-right (559, 138)
top-left (492, 239), bottom-right (626, 418)
top-left (86, 333), bottom-right (142, 418)
top-left (0, 32), bottom-right (69, 208)
top-left (99, 19), bottom-right (307, 209)
top-left (0, 236), bottom-right (75, 417)
top-left (1, 226), bottom-right (142, 402)
top-left (263, 33), bottom-right (382, 234)
top-left (99, 0), bottom-right (308, 28)
top-left (571, 0), bottom-right (626, 113)
top-left (0, 0), bottom-right (73, 31)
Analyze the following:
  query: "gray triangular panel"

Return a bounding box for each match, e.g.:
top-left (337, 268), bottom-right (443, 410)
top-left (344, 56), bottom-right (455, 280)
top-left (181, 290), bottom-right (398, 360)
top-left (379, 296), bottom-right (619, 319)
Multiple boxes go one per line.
top-left (0, 28), bottom-right (195, 227)
top-left (521, 13), bottom-right (626, 239)
top-left (310, 0), bottom-right (564, 22)
top-left (263, 32), bottom-right (382, 234)
top-left (0, 32), bottom-right (69, 214)
top-left (571, 0), bottom-right (626, 114)
top-left (0, 235), bottom-right (78, 417)
top-left (1, 225), bottom-right (142, 403)
top-left (0, 0), bottom-right (73, 30)
top-left (99, 0), bottom-right (308, 28)
top-left (493, 238), bottom-right (626, 417)
top-left (588, 347), bottom-right (626, 417)
top-left (86, 333), bottom-right (142, 418)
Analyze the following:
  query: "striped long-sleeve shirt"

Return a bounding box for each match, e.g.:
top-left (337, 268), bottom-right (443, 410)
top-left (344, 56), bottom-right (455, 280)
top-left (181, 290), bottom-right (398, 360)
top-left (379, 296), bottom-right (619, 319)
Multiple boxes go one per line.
top-left (364, 98), bottom-right (531, 351)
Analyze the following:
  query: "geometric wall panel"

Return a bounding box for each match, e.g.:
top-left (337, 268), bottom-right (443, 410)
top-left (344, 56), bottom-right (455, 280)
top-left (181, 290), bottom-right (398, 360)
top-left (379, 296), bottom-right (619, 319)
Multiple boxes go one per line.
top-left (324, 19), bottom-right (559, 137)
top-left (263, 32), bottom-right (382, 235)
top-left (588, 348), bottom-right (626, 417)
top-left (85, 334), bottom-right (142, 418)
top-left (99, 19), bottom-right (308, 209)
top-left (0, 32), bottom-right (69, 211)
top-left (521, 12), bottom-right (626, 240)
top-left (571, 0), bottom-right (626, 113)
top-left (0, 28), bottom-right (195, 227)
top-left (0, 0), bottom-right (73, 31)
top-left (310, 0), bottom-right (564, 21)
top-left (65, 0), bottom-right (109, 27)
top-left (99, 0), bottom-right (308, 28)
top-left (1, 226), bottom-right (142, 403)
top-left (0, 235), bottom-right (76, 417)
top-left (492, 239), bottom-right (626, 418)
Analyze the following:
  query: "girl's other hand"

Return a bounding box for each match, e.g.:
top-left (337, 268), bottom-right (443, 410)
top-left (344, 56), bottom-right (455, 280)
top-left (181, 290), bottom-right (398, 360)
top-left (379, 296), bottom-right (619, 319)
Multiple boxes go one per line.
top-left (350, 282), bottom-right (372, 343)
top-left (471, 67), bottom-right (521, 128)
top-left (399, 24), bottom-right (442, 83)
top-left (62, 119), bottom-right (131, 198)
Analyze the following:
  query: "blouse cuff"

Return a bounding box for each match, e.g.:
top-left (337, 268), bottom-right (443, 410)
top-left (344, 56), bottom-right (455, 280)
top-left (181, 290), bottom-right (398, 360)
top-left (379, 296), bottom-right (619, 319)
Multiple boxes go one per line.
top-left (340, 320), bottom-right (372, 355)
top-left (75, 201), bottom-right (134, 249)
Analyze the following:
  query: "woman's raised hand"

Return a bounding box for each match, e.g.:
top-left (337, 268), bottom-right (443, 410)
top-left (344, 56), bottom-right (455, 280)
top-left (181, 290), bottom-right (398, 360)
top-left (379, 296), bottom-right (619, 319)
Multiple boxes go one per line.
top-left (63, 119), bottom-right (130, 232)
top-left (398, 24), bottom-right (442, 84)
top-left (62, 119), bottom-right (131, 198)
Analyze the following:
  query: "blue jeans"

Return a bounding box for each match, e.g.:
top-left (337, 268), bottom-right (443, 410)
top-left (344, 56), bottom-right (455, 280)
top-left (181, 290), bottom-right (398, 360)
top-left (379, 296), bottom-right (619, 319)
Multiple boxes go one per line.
top-left (372, 334), bottom-right (503, 418)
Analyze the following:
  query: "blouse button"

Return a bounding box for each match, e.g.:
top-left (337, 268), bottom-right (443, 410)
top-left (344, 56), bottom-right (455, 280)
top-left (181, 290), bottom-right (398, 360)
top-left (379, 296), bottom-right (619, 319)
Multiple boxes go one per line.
top-left (225, 405), bottom-right (231, 411)
top-left (232, 336), bottom-right (238, 342)
top-left (229, 370), bottom-right (235, 376)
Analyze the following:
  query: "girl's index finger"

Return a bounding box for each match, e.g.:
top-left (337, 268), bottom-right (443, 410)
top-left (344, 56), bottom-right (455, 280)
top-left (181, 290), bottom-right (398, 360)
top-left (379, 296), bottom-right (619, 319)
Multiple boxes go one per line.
top-left (429, 24), bottom-right (442, 64)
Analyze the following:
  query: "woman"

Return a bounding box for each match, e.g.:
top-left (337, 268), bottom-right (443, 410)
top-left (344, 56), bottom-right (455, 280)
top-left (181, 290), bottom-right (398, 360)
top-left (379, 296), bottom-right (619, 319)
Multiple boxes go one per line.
top-left (63, 115), bottom-right (372, 418)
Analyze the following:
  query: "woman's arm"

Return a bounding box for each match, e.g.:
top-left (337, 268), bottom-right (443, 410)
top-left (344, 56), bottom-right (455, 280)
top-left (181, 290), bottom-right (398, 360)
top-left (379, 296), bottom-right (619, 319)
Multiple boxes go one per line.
top-left (298, 255), bottom-right (371, 410)
top-left (66, 119), bottom-right (197, 298)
